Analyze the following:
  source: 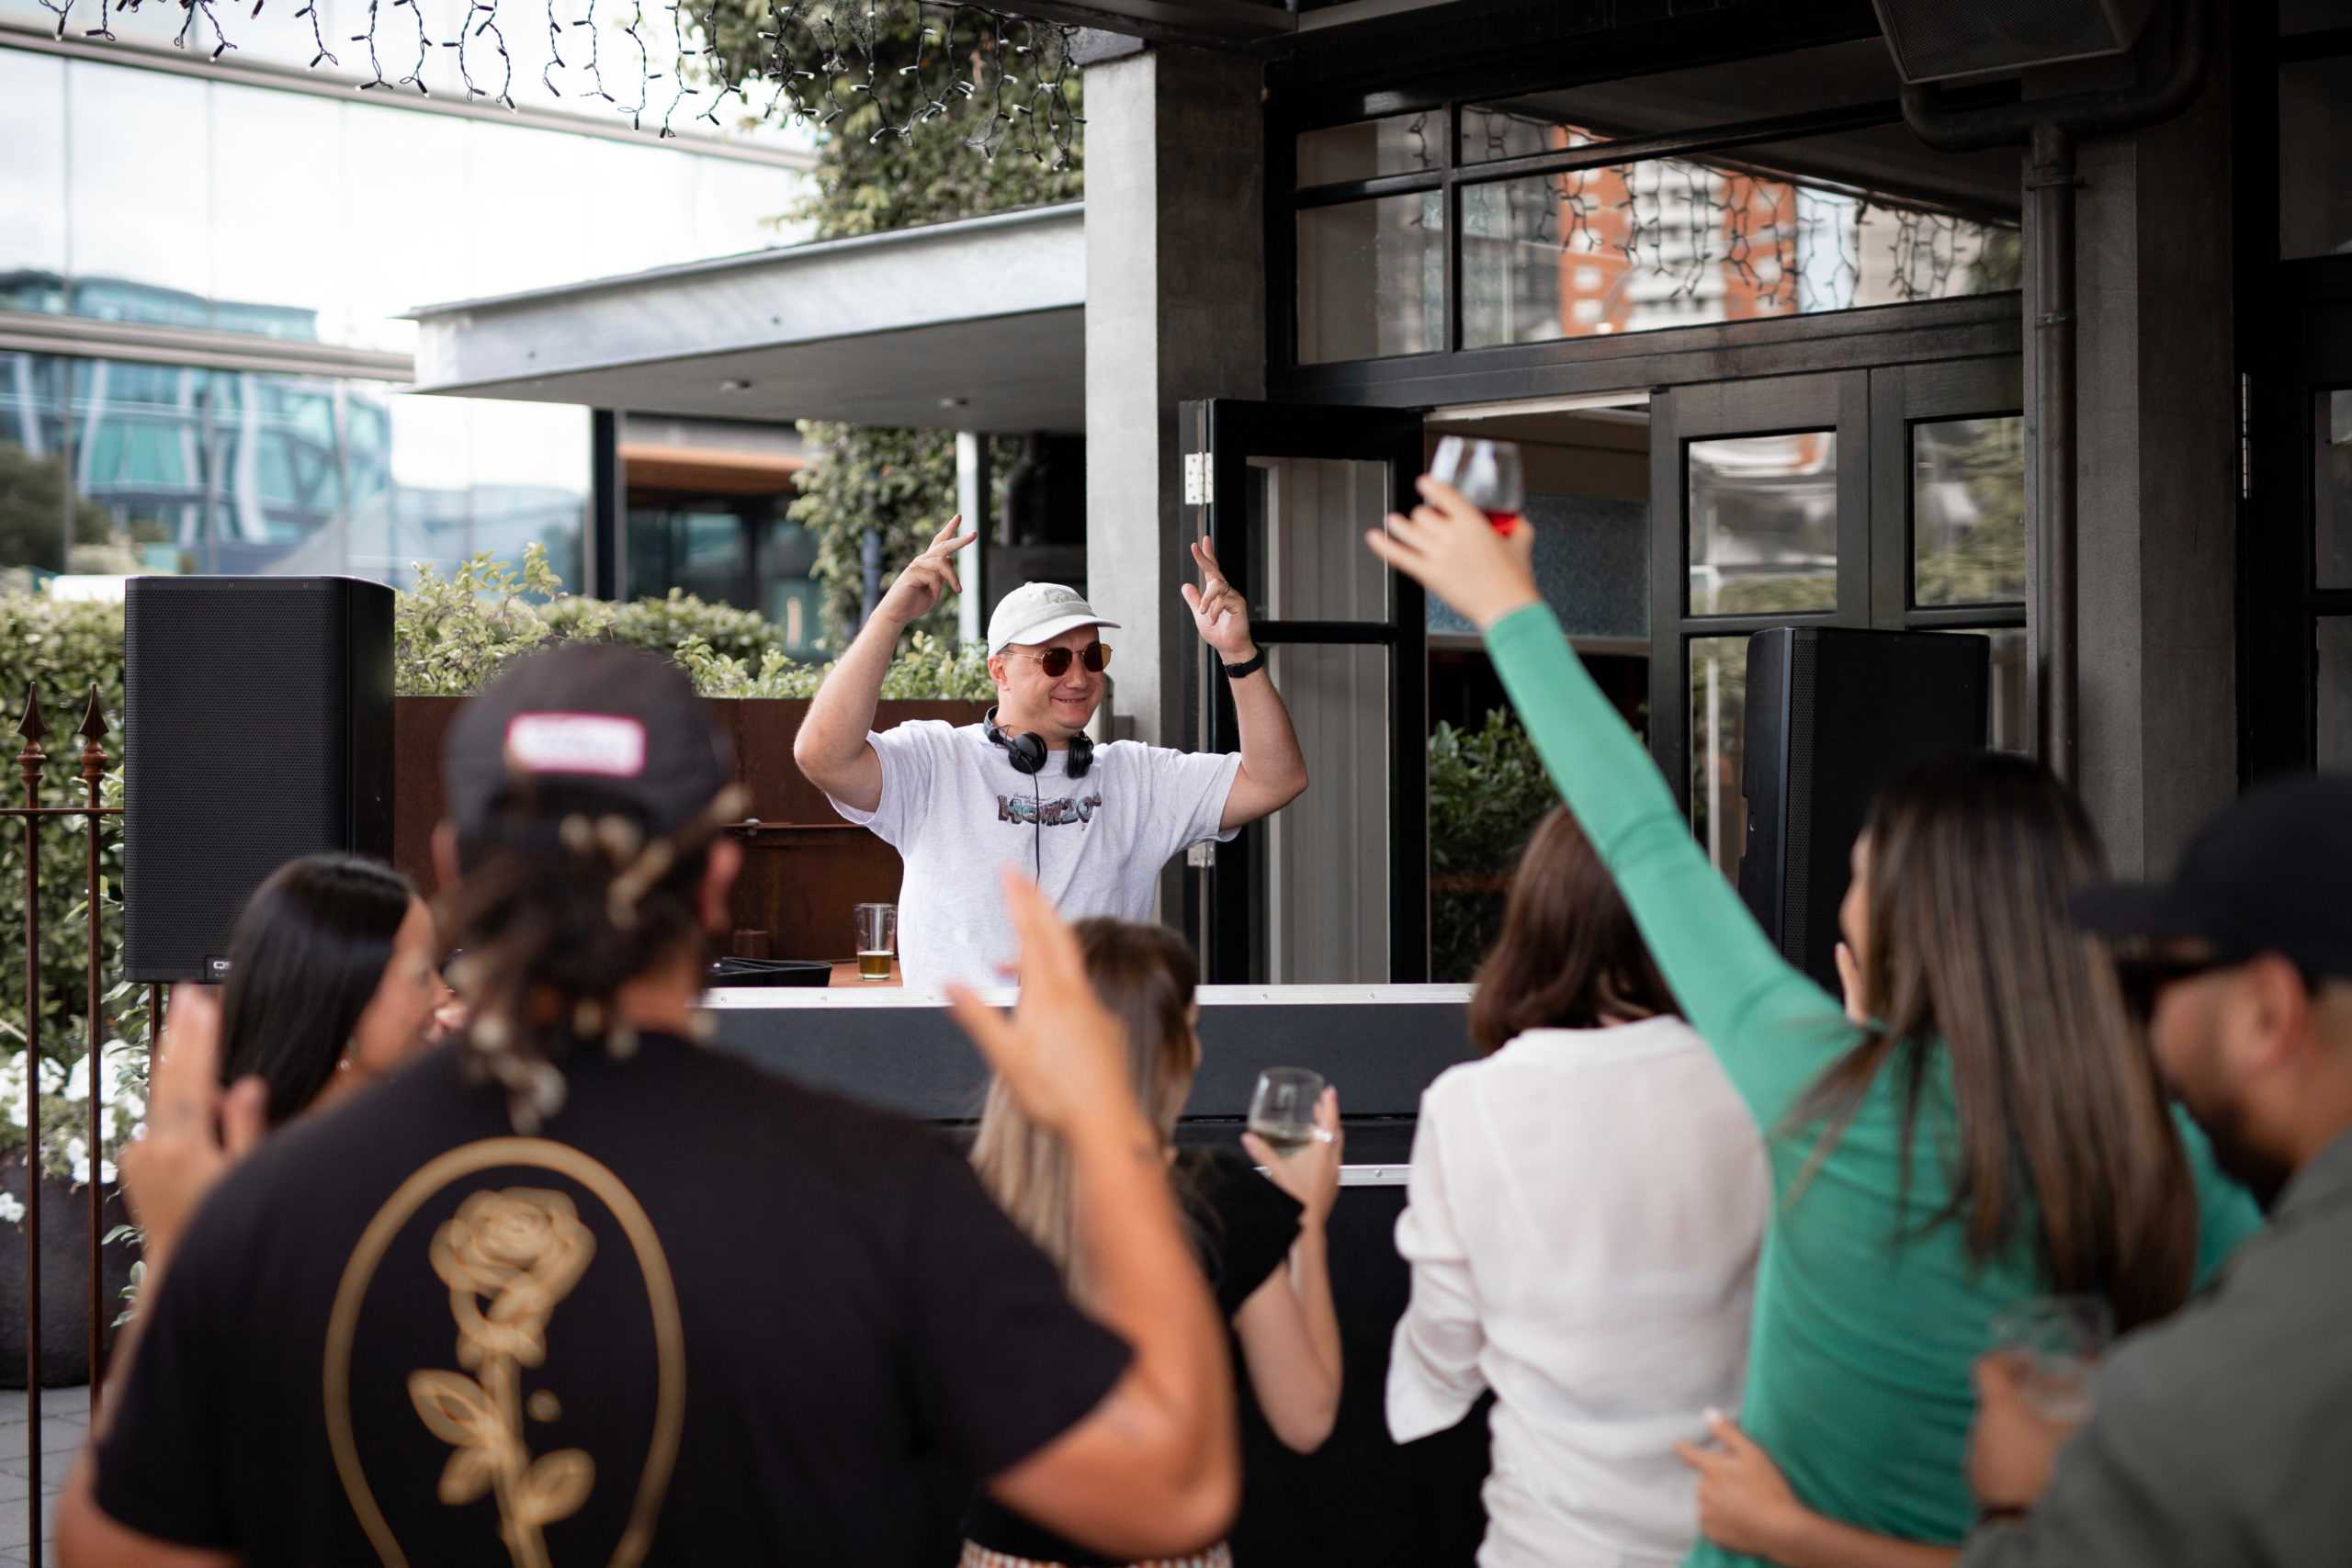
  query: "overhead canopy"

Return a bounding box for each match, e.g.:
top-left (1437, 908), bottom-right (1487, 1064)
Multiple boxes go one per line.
top-left (409, 204), bottom-right (1085, 434)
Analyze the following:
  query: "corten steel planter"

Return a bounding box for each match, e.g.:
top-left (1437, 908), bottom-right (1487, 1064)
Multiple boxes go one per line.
top-left (0, 1168), bottom-right (137, 1389)
top-left (393, 697), bottom-right (990, 964)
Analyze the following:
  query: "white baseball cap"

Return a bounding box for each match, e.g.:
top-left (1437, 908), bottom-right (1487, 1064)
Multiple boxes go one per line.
top-left (986, 582), bottom-right (1120, 657)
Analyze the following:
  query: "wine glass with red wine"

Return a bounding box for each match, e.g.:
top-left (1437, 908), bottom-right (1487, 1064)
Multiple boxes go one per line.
top-left (1430, 436), bottom-right (1528, 536)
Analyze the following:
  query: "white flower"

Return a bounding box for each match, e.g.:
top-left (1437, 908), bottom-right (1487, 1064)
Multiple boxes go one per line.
top-left (0, 1192), bottom-right (22, 1226)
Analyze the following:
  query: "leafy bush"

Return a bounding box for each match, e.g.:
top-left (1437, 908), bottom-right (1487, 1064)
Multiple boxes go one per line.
top-left (1428, 710), bottom-right (1556, 983)
top-left (676, 629), bottom-right (992, 701)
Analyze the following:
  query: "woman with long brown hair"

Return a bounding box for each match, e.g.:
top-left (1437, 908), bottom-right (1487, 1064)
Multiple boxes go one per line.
top-left (1389, 807), bottom-right (1768, 1567)
top-left (966, 919), bottom-right (1344, 1568)
top-left (1366, 481), bottom-right (2260, 1568)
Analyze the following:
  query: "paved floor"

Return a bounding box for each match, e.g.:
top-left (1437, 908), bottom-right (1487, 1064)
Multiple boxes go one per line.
top-left (0, 1386), bottom-right (87, 1568)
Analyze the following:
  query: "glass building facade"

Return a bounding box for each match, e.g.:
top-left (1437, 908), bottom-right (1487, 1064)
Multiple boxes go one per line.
top-left (0, 31), bottom-right (809, 591)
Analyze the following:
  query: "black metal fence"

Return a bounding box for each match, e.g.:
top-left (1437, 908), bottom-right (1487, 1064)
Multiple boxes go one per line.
top-left (9, 682), bottom-right (141, 1562)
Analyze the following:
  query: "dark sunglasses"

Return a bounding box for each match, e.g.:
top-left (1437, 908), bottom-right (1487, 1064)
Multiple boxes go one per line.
top-left (1005, 641), bottom-right (1112, 678)
top-left (2111, 952), bottom-right (2236, 1022)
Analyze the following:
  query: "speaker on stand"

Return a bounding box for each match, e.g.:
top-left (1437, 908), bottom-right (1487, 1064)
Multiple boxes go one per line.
top-left (123, 576), bottom-right (395, 983)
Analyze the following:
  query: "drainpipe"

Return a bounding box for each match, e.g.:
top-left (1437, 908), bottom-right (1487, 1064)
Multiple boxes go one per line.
top-left (1894, 0), bottom-right (2210, 784)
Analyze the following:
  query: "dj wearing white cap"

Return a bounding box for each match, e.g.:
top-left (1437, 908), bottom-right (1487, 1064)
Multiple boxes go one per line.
top-left (793, 515), bottom-right (1310, 990)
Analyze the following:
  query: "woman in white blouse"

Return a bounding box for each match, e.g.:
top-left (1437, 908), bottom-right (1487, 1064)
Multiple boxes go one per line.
top-left (1388, 807), bottom-right (1770, 1568)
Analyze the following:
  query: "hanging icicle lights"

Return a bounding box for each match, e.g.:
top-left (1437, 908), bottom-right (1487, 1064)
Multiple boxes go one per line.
top-left (36, 0), bottom-right (1084, 162)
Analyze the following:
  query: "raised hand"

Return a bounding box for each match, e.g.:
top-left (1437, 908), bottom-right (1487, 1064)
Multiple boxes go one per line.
top-left (945, 870), bottom-right (1142, 1142)
top-left (1180, 536), bottom-right (1258, 661)
top-left (876, 514), bottom-right (977, 628)
top-left (1242, 1085), bottom-right (1343, 1228)
top-left (1363, 477), bottom-right (1541, 631)
top-left (119, 984), bottom-right (268, 1279)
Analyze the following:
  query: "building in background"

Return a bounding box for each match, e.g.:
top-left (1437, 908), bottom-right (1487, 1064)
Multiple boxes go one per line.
top-left (0, 0), bottom-right (814, 600)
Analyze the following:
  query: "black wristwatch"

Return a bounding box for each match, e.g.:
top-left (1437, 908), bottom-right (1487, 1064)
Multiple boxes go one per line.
top-left (1221, 648), bottom-right (1270, 682)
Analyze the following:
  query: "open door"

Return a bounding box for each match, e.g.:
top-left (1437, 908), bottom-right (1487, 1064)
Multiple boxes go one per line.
top-left (1181, 399), bottom-right (1429, 985)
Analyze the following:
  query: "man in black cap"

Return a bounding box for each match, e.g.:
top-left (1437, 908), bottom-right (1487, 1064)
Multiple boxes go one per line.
top-left (60, 642), bottom-right (1238, 1567)
top-left (1960, 774), bottom-right (2352, 1567)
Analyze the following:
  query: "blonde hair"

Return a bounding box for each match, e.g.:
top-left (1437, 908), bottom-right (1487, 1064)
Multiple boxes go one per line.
top-left (970, 919), bottom-right (1200, 1280)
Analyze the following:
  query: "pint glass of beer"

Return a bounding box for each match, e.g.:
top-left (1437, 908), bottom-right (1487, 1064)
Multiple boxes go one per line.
top-left (853, 902), bottom-right (897, 982)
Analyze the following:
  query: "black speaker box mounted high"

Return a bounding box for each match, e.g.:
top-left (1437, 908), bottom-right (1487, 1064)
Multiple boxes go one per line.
top-left (124, 576), bottom-right (395, 983)
top-left (1870, 0), bottom-right (2155, 85)
top-left (1737, 626), bottom-right (1990, 993)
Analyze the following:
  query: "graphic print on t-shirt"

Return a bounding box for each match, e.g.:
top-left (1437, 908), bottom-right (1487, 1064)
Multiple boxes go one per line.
top-left (996, 791), bottom-right (1104, 827)
top-left (324, 1136), bottom-right (684, 1568)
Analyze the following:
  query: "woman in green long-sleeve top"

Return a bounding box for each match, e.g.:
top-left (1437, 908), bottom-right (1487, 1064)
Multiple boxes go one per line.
top-left (1367, 480), bottom-right (2261, 1568)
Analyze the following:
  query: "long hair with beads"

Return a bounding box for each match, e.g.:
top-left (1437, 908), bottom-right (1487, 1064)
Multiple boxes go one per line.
top-left (438, 773), bottom-right (747, 1131)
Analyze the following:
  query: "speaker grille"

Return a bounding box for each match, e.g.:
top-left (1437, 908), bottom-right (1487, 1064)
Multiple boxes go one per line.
top-left (124, 578), bottom-right (394, 982)
top-left (1871, 0), bottom-right (2153, 84)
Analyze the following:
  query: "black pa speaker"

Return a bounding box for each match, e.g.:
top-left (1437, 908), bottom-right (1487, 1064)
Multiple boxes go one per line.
top-left (124, 576), bottom-right (394, 982)
top-left (1736, 626), bottom-right (1989, 992)
top-left (1870, 0), bottom-right (2154, 85)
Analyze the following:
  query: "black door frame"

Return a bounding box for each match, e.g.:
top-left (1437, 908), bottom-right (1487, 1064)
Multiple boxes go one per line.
top-left (2244, 259), bottom-right (2352, 777)
top-left (1182, 399), bottom-right (1430, 985)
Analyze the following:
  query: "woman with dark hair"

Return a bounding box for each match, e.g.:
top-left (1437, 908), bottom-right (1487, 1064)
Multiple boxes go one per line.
top-left (1366, 483), bottom-right (2260, 1568)
top-left (217, 853), bottom-right (448, 1127)
top-left (1388, 807), bottom-right (1768, 1567)
top-left (967, 917), bottom-right (1344, 1568)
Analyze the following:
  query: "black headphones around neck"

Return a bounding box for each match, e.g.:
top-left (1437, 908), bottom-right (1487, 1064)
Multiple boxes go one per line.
top-left (984, 706), bottom-right (1094, 779)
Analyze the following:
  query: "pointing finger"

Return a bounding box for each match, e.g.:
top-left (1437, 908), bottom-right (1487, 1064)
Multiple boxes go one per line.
top-left (931, 514), bottom-right (967, 547)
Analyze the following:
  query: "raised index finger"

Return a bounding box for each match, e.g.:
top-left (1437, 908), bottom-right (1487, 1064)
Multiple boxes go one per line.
top-left (928, 514), bottom-right (973, 553)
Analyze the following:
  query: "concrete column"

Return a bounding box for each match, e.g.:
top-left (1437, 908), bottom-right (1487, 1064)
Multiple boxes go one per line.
top-left (2069, 57), bottom-right (2238, 875)
top-left (1082, 44), bottom-right (1267, 747)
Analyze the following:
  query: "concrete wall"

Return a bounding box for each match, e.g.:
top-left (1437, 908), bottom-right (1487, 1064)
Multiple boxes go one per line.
top-left (2069, 51), bottom-right (2239, 876)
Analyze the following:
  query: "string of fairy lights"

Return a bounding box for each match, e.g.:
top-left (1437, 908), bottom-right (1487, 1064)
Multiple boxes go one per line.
top-left (33, 0), bottom-right (1084, 163)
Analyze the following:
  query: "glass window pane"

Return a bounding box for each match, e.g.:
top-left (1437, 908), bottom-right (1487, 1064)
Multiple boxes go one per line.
top-left (1248, 457), bottom-right (1392, 622)
top-left (1295, 113), bottom-right (1443, 186)
top-left (0, 52), bottom-right (66, 317)
top-left (1266, 642), bottom-right (1390, 983)
top-left (210, 84), bottom-right (347, 344)
top-left (1913, 415), bottom-right (2025, 606)
top-left (1462, 164), bottom-right (2017, 350)
top-left (1426, 494), bottom-right (1647, 640)
top-left (2320, 390), bottom-right (2352, 591)
top-left (1939, 626), bottom-right (2029, 755)
top-left (66, 63), bottom-right (213, 328)
top-left (1687, 432), bottom-right (1838, 616)
top-left (1461, 102), bottom-right (1611, 164)
top-left (1690, 634), bottom-right (1749, 886)
top-left (2280, 56), bottom-right (2352, 261)
top-left (2322, 619), bottom-right (2352, 772)
top-left (1296, 194), bottom-right (1445, 364)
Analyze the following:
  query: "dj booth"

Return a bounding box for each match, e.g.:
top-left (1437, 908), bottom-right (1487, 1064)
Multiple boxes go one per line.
top-left (704, 983), bottom-right (1493, 1565)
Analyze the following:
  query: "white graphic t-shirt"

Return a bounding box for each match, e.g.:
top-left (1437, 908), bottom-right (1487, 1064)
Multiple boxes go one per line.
top-left (828, 722), bottom-right (1243, 991)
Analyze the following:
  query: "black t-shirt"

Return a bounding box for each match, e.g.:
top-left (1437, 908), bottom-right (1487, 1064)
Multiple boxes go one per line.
top-left (94, 1034), bottom-right (1131, 1565)
top-left (965, 1147), bottom-right (1303, 1566)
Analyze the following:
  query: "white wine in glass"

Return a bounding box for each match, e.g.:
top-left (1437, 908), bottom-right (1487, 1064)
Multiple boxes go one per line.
top-left (1249, 1066), bottom-right (1329, 1156)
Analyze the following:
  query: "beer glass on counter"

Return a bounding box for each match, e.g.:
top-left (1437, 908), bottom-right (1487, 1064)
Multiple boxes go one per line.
top-left (854, 902), bottom-right (897, 982)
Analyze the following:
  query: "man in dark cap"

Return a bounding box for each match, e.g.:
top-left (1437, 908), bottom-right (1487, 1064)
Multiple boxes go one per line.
top-left (1962, 775), bottom-right (2352, 1566)
top-left (61, 642), bottom-right (1237, 1567)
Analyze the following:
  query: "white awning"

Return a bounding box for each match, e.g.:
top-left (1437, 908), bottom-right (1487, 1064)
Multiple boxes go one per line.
top-left (409, 203), bottom-right (1085, 433)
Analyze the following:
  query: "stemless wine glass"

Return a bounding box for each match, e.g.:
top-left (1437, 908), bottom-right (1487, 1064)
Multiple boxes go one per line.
top-left (1989, 1294), bottom-right (2113, 1423)
top-left (1430, 435), bottom-right (1528, 536)
top-left (1248, 1066), bottom-right (1332, 1156)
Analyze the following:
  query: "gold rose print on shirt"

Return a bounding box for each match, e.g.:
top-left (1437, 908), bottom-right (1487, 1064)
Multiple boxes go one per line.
top-left (409, 1189), bottom-right (597, 1568)
top-left (326, 1139), bottom-right (684, 1568)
